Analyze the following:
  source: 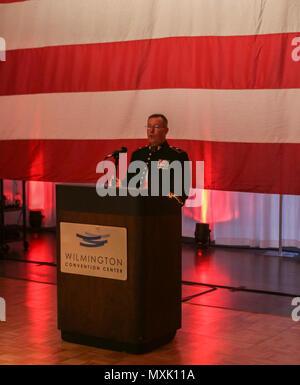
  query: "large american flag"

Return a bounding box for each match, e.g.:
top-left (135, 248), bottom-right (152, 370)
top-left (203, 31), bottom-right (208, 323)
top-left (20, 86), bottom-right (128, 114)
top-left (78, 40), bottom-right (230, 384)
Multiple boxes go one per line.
top-left (0, 0), bottom-right (299, 194)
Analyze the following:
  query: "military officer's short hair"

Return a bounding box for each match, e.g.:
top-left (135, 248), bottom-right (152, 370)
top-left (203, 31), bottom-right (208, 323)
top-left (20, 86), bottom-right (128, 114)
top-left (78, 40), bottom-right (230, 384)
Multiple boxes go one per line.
top-left (148, 113), bottom-right (168, 128)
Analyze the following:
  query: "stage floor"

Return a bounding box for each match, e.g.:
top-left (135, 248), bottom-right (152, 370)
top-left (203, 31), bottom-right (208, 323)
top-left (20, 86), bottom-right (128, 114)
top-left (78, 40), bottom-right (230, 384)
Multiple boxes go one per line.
top-left (1, 232), bottom-right (300, 364)
top-left (0, 232), bottom-right (300, 317)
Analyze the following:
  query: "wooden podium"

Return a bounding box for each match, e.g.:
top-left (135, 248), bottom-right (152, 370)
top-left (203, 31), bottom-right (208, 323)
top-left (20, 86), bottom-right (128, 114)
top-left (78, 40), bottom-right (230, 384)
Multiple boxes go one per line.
top-left (56, 184), bottom-right (182, 354)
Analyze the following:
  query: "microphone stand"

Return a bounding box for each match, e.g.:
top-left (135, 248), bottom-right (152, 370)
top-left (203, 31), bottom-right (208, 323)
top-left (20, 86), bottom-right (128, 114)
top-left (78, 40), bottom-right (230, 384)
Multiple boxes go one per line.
top-left (104, 147), bottom-right (127, 188)
top-left (111, 153), bottom-right (120, 188)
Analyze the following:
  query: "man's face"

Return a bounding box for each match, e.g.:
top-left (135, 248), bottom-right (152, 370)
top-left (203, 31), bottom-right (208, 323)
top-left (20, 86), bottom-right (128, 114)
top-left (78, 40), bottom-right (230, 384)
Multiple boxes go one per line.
top-left (147, 117), bottom-right (168, 146)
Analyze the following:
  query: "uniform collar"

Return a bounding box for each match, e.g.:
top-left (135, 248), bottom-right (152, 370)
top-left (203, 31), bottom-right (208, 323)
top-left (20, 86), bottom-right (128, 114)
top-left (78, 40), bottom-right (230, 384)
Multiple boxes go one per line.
top-left (149, 141), bottom-right (169, 152)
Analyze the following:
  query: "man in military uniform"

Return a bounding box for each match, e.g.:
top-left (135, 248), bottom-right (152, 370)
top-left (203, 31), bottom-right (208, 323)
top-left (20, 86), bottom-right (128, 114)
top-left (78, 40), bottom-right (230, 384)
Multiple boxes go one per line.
top-left (127, 114), bottom-right (190, 206)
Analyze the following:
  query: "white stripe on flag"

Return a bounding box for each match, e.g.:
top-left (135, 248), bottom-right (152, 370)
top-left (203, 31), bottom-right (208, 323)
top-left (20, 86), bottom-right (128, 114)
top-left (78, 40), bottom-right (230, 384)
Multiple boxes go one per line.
top-left (1, 0), bottom-right (300, 51)
top-left (0, 88), bottom-right (300, 143)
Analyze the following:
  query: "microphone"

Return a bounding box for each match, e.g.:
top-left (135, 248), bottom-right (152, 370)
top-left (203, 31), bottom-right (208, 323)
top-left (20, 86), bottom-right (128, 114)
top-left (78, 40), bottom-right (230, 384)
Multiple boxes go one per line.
top-left (104, 147), bottom-right (127, 159)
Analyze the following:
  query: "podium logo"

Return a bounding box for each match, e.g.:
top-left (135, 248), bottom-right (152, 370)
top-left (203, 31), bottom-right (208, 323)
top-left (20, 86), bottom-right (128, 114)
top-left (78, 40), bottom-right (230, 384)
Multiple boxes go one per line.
top-left (0, 297), bottom-right (5, 322)
top-left (76, 232), bottom-right (110, 248)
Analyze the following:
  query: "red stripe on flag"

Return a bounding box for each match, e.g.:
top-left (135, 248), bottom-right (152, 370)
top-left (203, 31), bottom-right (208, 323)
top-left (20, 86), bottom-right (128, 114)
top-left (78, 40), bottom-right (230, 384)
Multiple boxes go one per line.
top-left (0, 33), bottom-right (299, 95)
top-left (0, 139), bottom-right (299, 195)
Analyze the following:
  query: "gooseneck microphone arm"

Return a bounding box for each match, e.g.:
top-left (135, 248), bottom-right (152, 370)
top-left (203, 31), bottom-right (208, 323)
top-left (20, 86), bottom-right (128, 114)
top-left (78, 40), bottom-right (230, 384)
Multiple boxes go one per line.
top-left (104, 147), bottom-right (127, 160)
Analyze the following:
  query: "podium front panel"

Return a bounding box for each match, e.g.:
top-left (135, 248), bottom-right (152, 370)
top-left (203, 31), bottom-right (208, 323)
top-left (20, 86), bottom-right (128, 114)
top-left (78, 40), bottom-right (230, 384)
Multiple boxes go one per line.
top-left (56, 184), bottom-right (182, 353)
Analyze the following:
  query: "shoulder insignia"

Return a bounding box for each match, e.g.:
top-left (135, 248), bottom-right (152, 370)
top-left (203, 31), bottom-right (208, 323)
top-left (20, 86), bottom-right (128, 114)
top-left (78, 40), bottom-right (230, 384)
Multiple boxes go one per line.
top-left (170, 146), bottom-right (184, 153)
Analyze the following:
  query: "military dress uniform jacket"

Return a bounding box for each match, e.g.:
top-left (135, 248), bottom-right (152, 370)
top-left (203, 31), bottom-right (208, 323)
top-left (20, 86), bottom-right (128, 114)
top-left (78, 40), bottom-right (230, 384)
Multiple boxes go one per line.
top-left (126, 141), bottom-right (190, 205)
